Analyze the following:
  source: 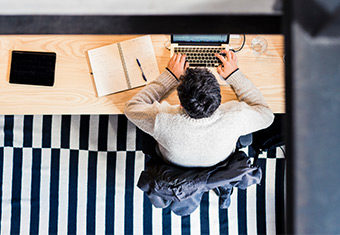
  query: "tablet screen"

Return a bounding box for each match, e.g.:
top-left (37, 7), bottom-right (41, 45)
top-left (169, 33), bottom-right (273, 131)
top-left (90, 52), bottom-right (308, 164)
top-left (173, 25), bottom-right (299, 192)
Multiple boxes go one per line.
top-left (9, 50), bottom-right (56, 86)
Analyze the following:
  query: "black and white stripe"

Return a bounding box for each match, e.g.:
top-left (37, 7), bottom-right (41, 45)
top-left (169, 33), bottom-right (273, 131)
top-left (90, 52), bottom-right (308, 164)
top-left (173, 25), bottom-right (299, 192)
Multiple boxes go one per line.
top-left (0, 115), bottom-right (286, 235)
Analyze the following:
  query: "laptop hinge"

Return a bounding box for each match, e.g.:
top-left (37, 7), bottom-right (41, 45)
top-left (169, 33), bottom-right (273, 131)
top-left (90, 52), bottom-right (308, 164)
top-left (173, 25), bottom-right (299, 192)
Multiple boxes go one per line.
top-left (177, 42), bottom-right (222, 46)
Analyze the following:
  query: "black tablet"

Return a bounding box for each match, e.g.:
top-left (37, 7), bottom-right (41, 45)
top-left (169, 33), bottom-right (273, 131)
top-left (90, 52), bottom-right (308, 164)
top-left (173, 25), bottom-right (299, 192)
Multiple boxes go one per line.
top-left (9, 50), bottom-right (56, 86)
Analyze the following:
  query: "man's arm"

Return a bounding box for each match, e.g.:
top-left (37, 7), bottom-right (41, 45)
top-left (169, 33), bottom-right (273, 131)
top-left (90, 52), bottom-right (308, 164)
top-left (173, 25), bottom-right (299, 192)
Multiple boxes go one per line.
top-left (227, 70), bottom-right (274, 133)
top-left (124, 53), bottom-right (188, 135)
top-left (216, 51), bottom-right (274, 134)
top-left (124, 70), bottom-right (178, 135)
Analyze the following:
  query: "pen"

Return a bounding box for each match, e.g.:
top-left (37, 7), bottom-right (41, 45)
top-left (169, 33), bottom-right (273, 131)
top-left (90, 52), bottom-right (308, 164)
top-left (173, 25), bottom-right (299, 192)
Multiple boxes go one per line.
top-left (136, 58), bottom-right (147, 82)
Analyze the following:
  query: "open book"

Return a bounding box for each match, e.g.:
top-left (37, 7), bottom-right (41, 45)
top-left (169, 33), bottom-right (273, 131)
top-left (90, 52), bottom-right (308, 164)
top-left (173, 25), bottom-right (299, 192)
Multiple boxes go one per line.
top-left (88, 35), bottom-right (160, 97)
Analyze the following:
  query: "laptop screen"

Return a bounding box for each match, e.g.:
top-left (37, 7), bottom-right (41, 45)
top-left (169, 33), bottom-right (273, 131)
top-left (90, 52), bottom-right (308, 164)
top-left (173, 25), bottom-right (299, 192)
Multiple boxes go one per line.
top-left (172, 34), bottom-right (229, 44)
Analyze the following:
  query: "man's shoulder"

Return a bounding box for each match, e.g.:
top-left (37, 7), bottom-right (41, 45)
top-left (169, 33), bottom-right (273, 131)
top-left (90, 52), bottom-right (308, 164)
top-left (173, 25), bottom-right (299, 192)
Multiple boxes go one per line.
top-left (219, 100), bottom-right (244, 113)
top-left (157, 101), bottom-right (181, 115)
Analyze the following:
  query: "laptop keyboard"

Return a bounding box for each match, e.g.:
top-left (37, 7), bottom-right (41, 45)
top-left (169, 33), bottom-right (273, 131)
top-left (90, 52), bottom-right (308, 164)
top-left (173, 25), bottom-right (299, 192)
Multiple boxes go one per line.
top-left (174, 47), bottom-right (226, 67)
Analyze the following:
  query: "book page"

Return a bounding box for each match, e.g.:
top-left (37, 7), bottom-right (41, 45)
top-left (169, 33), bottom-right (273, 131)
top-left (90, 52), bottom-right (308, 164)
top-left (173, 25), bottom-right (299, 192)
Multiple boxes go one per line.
top-left (88, 44), bottom-right (128, 97)
top-left (120, 35), bottom-right (160, 88)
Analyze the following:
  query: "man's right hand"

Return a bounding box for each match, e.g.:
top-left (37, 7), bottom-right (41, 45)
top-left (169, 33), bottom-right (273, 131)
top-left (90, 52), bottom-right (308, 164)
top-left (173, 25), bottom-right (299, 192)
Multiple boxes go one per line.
top-left (167, 53), bottom-right (189, 79)
top-left (215, 50), bottom-right (238, 79)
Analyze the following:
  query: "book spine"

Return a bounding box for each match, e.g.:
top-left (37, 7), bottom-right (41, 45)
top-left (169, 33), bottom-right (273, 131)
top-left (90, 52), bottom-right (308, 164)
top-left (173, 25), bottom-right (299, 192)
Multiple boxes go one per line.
top-left (117, 42), bottom-right (132, 89)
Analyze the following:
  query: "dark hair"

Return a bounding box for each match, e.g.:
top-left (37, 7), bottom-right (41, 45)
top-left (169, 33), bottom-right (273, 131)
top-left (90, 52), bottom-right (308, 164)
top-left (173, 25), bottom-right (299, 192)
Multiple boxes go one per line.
top-left (177, 68), bottom-right (221, 119)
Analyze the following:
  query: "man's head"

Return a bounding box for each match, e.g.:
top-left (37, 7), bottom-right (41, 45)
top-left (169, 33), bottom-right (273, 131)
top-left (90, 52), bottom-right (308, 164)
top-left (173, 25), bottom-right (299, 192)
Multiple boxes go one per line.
top-left (177, 68), bottom-right (221, 119)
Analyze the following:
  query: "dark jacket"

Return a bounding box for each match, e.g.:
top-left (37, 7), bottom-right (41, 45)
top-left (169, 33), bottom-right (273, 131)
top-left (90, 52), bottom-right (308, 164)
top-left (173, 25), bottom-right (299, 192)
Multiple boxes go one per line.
top-left (137, 150), bottom-right (262, 216)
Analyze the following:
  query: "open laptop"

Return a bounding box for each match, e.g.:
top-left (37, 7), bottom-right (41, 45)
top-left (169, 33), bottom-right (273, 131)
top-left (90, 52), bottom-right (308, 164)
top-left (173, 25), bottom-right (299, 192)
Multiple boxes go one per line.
top-left (170, 34), bottom-right (230, 84)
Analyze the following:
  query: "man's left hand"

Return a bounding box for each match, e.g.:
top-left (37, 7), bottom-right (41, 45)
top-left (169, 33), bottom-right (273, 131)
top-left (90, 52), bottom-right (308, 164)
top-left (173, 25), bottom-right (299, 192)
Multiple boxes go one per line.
top-left (167, 53), bottom-right (189, 79)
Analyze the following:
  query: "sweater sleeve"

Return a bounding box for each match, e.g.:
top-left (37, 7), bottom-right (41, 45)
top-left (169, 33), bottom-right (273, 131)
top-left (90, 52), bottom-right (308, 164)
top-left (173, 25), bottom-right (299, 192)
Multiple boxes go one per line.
top-left (226, 70), bottom-right (275, 134)
top-left (124, 70), bottom-right (179, 135)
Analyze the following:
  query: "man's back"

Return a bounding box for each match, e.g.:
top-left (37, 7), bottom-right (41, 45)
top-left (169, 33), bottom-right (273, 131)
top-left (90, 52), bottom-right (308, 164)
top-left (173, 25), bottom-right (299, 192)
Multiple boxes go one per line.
top-left (154, 102), bottom-right (242, 167)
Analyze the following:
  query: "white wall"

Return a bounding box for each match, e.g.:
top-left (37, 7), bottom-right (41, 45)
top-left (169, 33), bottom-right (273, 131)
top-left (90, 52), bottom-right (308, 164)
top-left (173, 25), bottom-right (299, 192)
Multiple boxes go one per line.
top-left (0, 0), bottom-right (280, 14)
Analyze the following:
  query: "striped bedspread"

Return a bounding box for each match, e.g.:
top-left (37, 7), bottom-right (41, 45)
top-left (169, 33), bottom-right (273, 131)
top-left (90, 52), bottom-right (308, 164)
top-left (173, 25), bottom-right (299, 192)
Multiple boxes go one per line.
top-left (0, 115), bottom-right (285, 235)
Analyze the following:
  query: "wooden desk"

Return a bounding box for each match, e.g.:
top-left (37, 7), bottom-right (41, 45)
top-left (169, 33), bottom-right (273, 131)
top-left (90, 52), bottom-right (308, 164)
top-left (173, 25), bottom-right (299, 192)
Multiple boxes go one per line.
top-left (0, 35), bottom-right (284, 114)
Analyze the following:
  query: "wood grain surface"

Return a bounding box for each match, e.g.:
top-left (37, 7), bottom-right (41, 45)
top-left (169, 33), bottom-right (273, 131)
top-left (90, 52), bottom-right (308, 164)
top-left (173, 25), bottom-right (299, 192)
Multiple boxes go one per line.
top-left (0, 35), bottom-right (284, 114)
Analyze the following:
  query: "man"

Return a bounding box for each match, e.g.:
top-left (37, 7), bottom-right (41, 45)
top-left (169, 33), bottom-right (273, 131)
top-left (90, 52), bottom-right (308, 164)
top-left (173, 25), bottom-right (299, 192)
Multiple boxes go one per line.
top-left (125, 50), bottom-right (274, 167)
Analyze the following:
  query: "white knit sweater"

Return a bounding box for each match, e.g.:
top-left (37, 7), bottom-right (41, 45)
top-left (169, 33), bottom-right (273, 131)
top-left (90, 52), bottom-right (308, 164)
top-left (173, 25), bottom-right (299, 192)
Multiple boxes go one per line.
top-left (124, 70), bottom-right (274, 167)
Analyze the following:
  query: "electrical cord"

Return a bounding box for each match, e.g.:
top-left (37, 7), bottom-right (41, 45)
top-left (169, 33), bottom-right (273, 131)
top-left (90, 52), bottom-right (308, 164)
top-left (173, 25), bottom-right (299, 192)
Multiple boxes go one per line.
top-left (279, 146), bottom-right (286, 158)
top-left (230, 34), bottom-right (246, 53)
